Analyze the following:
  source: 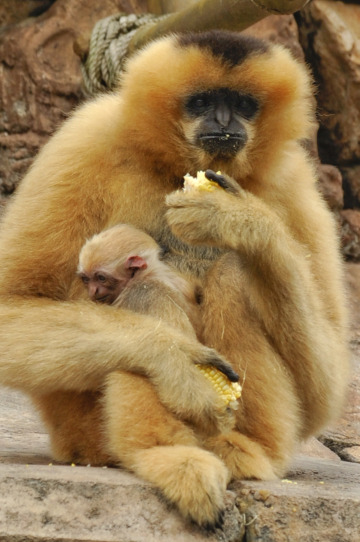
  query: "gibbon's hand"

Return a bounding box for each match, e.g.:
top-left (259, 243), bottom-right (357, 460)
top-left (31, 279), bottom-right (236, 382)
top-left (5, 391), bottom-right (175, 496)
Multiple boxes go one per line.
top-left (204, 170), bottom-right (241, 194)
top-left (195, 346), bottom-right (239, 383)
top-left (151, 335), bottom-right (238, 435)
top-left (165, 170), bottom-right (244, 247)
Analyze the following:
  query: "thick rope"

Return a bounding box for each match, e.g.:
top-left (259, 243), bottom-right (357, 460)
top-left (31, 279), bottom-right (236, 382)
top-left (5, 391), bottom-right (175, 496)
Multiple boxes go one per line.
top-left (81, 12), bottom-right (168, 96)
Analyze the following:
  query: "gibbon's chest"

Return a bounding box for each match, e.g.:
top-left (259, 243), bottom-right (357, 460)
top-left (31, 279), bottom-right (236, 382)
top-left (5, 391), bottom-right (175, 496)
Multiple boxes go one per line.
top-left (108, 175), bottom-right (224, 278)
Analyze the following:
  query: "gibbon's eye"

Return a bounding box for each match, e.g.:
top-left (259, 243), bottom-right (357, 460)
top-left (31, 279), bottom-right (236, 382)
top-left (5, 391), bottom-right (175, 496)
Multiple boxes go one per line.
top-left (234, 94), bottom-right (259, 120)
top-left (185, 93), bottom-right (212, 116)
top-left (96, 274), bottom-right (107, 283)
top-left (80, 274), bottom-right (90, 285)
top-left (195, 97), bottom-right (207, 108)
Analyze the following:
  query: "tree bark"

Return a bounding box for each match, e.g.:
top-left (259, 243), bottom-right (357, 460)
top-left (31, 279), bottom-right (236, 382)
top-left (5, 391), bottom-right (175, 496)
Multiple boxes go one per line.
top-left (128, 0), bottom-right (310, 53)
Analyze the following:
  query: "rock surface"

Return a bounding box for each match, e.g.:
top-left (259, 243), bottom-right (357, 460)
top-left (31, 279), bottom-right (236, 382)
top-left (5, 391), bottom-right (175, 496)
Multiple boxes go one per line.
top-left (0, 461), bottom-right (245, 542)
top-left (297, 0), bottom-right (360, 260)
top-left (0, 455), bottom-right (359, 542)
top-left (317, 164), bottom-right (344, 211)
top-left (340, 209), bottom-right (360, 260)
top-left (0, 0), bottom-right (146, 197)
top-left (342, 165), bottom-right (360, 209)
top-left (297, 0), bottom-right (360, 166)
top-left (235, 457), bottom-right (360, 542)
top-left (0, 0), bottom-right (56, 27)
top-left (242, 13), bottom-right (304, 59)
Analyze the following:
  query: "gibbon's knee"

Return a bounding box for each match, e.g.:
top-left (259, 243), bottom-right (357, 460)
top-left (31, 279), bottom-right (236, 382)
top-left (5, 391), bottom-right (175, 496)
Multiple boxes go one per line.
top-left (103, 371), bottom-right (199, 464)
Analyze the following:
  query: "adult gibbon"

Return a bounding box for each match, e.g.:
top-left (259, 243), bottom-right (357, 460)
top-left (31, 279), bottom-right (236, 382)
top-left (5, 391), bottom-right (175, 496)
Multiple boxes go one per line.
top-left (0, 31), bottom-right (349, 528)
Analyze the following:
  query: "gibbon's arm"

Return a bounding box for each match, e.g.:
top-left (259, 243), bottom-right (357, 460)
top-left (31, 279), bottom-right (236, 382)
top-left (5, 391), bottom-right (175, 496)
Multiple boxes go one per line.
top-left (166, 168), bottom-right (348, 434)
top-left (0, 112), bottom-right (237, 433)
top-left (0, 296), bottom-right (236, 432)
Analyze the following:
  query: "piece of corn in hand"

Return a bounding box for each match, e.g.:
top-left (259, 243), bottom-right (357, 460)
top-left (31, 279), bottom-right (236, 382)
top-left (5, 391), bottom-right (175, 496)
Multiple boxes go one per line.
top-left (183, 170), bottom-right (222, 192)
top-left (197, 365), bottom-right (242, 409)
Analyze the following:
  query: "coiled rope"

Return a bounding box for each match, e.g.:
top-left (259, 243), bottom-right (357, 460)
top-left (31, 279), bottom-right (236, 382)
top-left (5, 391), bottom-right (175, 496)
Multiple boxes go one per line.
top-left (81, 12), bottom-right (168, 96)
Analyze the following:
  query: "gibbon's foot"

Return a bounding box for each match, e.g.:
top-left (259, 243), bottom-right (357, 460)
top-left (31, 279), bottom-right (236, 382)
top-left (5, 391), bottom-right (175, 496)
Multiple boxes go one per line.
top-left (205, 431), bottom-right (278, 480)
top-left (129, 445), bottom-right (229, 528)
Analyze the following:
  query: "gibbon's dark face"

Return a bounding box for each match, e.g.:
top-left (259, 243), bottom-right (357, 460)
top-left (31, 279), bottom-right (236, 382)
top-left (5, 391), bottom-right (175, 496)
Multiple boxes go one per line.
top-left (178, 31), bottom-right (266, 161)
top-left (120, 30), bottom-right (313, 173)
top-left (184, 88), bottom-right (259, 158)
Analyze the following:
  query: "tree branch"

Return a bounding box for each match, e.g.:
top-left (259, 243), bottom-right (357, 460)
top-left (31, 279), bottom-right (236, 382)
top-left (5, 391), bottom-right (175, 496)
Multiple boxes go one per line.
top-left (127, 0), bottom-right (310, 54)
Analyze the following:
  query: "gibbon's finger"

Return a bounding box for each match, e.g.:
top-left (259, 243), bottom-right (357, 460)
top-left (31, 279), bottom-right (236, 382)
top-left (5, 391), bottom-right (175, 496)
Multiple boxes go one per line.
top-left (205, 170), bottom-right (240, 194)
top-left (198, 348), bottom-right (240, 383)
top-left (165, 191), bottom-right (218, 211)
top-left (165, 191), bottom-right (203, 208)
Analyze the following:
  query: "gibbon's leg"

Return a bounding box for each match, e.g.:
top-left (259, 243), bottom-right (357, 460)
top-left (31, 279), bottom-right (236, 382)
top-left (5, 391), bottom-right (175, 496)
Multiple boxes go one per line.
top-left (33, 390), bottom-right (111, 466)
top-left (166, 173), bottom-right (348, 443)
top-left (200, 252), bottom-right (300, 480)
top-left (103, 371), bottom-right (229, 528)
top-left (0, 297), bottom-right (236, 435)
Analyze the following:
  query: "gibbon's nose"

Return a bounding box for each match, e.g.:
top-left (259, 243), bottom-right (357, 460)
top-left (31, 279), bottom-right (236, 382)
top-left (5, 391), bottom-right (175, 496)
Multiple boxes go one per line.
top-left (95, 284), bottom-right (109, 300)
top-left (215, 103), bottom-right (231, 128)
top-left (88, 283), bottom-right (98, 300)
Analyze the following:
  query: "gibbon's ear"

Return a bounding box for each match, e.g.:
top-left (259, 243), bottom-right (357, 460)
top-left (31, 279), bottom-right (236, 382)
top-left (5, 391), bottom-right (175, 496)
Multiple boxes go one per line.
top-left (125, 255), bottom-right (148, 272)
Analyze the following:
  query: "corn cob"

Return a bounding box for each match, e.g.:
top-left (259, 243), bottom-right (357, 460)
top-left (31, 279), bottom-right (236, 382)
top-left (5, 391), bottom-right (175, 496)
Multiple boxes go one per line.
top-left (197, 365), bottom-right (242, 409)
top-left (183, 170), bottom-right (222, 192)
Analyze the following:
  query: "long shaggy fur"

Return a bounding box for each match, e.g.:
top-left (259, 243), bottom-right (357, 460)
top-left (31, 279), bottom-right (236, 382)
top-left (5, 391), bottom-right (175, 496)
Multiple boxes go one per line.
top-left (0, 31), bottom-right (349, 527)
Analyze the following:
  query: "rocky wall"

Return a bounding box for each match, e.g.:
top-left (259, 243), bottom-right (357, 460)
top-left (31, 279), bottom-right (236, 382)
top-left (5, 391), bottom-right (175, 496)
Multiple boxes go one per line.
top-left (296, 0), bottom-right (360, 259)
top-left (0, 0), bottom-right (147, 200)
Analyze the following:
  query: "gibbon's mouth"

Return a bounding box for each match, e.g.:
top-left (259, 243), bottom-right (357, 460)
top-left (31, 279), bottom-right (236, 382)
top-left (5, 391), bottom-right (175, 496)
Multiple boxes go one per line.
top-left (198, 133), bottom-right (247, 156)
top-left (96, 295), bottom-right (111, 303)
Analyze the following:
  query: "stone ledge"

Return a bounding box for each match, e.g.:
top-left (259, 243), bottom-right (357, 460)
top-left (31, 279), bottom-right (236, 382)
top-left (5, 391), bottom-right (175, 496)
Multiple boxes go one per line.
top-left (0, 462), bottom-right (243, 542)
top-left (0, 457), bottom-right (359, 542)
top-left (1, 388), bottom-right (360, 540)
top-left (237, 456), bottom-right (360, 542)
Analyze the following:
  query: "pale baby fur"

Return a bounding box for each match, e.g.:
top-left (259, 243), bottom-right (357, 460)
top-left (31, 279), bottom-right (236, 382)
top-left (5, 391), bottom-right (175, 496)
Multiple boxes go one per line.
top-left (0, 31), bottom-right (349, 527)
top-left (79, 224), bottom-right (197, 308)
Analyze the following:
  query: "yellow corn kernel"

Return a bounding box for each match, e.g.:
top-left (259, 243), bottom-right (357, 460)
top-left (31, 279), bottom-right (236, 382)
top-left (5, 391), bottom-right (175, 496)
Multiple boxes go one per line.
top-left (197, 365), bottom-right (242, 409)
top-left (183, 171), bottom-right (222, 192)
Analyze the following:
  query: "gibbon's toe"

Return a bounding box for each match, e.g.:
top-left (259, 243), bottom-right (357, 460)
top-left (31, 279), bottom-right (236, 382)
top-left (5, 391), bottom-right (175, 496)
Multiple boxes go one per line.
top-left (205, 431), bottom-right (278, 481)
top-left (204, 507), bottom-right (225, 532)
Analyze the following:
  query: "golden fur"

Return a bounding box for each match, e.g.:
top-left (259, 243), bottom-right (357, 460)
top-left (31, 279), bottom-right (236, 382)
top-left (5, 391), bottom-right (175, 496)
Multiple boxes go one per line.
top-left (0, 31), bottom-right (349, 527)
